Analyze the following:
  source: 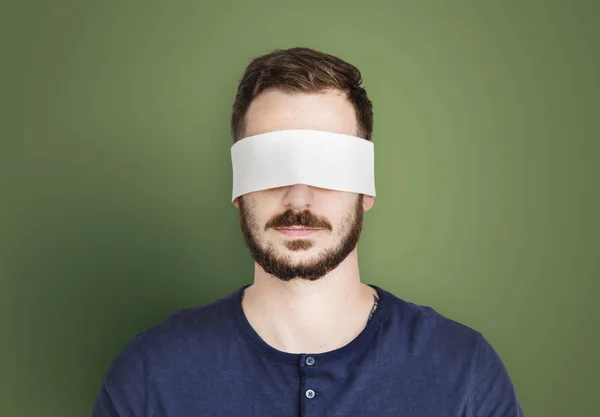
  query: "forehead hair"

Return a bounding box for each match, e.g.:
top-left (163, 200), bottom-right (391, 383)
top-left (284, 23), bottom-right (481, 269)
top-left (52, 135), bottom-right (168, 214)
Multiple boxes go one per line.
top-left (230, 47), bottom-right (374, 143)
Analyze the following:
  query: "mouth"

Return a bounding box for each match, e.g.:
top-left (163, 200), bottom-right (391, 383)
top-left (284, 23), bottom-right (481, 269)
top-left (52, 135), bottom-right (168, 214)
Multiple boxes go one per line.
top-left (275, 227), bottom-right (322, 237)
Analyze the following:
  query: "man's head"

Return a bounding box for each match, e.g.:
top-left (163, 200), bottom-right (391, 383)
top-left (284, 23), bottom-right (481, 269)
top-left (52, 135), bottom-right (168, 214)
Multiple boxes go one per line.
top-left (230, 47), bottom-right (375, 281)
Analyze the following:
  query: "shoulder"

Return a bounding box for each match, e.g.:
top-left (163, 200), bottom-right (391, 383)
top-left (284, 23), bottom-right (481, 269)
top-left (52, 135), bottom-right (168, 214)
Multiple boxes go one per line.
top-left (101, 287), bottom-right (243, 378)
top-left (132, 287), bottom-right (242, 354)
top-left (93, 289), bottom-right (245, 414)
top-left (375, 286), bottom-right (523, 414)
top-left (375, 285), bottom-right (482, 357)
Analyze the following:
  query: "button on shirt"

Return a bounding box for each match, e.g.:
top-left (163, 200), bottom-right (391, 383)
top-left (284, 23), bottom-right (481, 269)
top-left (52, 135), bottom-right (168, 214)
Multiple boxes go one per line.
top-left (93, 285), bottom-right (523, 416)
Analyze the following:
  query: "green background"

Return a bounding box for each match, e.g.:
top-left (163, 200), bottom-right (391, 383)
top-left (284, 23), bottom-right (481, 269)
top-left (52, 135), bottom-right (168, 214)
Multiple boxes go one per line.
top-left (1, 1), bottom-right (598, 416)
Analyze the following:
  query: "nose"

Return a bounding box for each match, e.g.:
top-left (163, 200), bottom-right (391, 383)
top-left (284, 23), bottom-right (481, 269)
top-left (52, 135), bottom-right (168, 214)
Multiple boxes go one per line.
top-left (282, 184), bottom-right (314, 211)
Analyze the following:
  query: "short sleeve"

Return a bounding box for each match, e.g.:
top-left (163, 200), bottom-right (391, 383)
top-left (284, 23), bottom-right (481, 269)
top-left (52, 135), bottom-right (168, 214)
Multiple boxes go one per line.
top-left (92, 335), bottom-right (146, 417)
top-left (472, 332), bottom-right (523, 416)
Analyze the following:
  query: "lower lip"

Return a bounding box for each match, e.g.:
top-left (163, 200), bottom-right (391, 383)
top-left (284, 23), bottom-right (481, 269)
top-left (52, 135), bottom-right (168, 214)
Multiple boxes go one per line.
top-left (276, 228), bottom-right (321, 237)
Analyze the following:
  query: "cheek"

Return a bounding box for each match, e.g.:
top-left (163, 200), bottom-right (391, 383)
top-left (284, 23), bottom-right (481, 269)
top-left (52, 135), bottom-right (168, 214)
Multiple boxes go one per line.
top-left (335, 219), bottom-right (350, 237)
top-left (247, 208), bottom-right (275, 233)
top-left (321, 212), bottom-right (345, 237)
top-left (241, 196), bottom-right (269, 222)
top-left (248, 211), bottom-right (267, 232)
top-left (334, 202), bottom-right (360, 235)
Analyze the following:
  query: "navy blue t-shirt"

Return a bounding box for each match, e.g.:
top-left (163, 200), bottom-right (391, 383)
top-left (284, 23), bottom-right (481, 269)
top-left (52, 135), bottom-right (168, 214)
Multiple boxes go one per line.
top-left (93, 285), bottom-right (523, 416)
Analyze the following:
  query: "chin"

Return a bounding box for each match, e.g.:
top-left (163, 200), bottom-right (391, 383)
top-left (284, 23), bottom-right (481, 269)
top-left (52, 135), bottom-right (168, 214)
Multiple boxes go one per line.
top-left (280, 246), bottom-right (316, 256)
top-left (279, 247), bottom-right (322, 263)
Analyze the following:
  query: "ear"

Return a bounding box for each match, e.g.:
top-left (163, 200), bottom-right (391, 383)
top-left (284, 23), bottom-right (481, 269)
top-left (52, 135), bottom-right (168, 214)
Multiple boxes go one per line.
top-left (233, 197), bottom-right (240, 209)
top-left (362, 195), bottom-right (375, 212)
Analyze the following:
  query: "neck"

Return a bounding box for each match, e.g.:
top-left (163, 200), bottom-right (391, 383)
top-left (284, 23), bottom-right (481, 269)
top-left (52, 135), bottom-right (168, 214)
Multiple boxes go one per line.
top-left (241, 249), bottom-right (379, 354)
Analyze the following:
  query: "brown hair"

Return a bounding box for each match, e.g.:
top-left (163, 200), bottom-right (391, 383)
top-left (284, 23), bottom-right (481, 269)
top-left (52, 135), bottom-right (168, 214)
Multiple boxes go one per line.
top-left (230, 47), bottom-right (373, 142)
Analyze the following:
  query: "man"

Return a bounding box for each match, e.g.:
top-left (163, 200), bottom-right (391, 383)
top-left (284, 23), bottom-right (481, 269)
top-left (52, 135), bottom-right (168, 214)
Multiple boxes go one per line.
top-left (93, 47), bottom-right (523, 416)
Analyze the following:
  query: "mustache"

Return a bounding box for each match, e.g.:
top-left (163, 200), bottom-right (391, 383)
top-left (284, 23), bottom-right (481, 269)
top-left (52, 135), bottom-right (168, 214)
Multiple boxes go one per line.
top-left (265, 210), bottom-right (333, 231)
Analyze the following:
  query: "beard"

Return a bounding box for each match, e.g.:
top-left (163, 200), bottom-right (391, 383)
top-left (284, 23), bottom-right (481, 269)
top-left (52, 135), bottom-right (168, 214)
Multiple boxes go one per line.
top-left (238, 194), bottom-right (364, 282)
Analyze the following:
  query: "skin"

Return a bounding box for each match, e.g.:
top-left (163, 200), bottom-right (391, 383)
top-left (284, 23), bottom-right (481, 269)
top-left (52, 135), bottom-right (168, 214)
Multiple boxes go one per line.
top-left (233, 88), bottom-right (378, 354)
